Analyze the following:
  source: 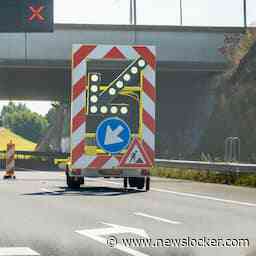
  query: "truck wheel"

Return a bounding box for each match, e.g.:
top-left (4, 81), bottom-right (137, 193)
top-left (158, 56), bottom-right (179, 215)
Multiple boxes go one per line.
top-left (128, 177), bottom-right (136, 187)
top-left (129, 177), bottom-right (145, 189)
top-left (123, 177), bottom-right (128, 190)
top-left (79, 176), bottom-right (85, 185)
top-left (136, 177), bottom-right (145, 189)
top-left (66, 173), bottom-right (81, 189)
top-left (145, 176), bottom-right (150, 191)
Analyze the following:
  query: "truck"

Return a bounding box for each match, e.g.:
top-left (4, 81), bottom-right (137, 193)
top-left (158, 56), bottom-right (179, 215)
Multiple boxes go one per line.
top-left (62, 44), bottom-right (156, 191)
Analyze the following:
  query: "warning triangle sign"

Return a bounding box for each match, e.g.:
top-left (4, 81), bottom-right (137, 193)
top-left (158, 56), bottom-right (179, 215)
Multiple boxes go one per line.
top-left (119, 137), bottom-right (152, 168)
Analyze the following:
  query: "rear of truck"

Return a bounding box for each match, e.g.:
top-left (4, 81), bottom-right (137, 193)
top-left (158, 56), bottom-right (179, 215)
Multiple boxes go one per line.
top-left (66, 44), bottom-right (156, 191)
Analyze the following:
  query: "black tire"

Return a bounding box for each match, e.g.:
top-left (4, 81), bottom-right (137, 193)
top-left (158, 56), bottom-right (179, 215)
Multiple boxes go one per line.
top-left (129, 177), bottom-right (145, 189)
top-left (136, 177), bottom-right (145, 189)
top-left (79, 176), bottom-right (85, 185)
top-left (66, 173), bottom-right (81, 189)
top-left (128, 177), bottom-right (136, 187)
top-left (145, 176), bottom-right (150, 191)
top-left (123, 177), bottom-right (128, 189)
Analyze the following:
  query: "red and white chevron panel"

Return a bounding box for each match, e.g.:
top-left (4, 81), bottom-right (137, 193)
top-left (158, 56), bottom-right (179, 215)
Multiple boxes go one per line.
top-left (71, 45), bottom-right (156, 170)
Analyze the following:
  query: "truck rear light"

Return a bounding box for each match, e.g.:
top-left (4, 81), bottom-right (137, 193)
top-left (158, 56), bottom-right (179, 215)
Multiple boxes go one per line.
top-left (72, 169), bottom-right (81, 175)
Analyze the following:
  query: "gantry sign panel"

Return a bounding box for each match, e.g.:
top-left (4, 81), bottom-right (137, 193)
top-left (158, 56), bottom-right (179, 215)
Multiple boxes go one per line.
top-left (0, 0), bottom-right (53, 32)
top-left (71, 45), bottom-right (156, 170)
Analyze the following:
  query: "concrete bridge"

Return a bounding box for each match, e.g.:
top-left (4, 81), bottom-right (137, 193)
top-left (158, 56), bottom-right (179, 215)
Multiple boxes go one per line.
top-left (0, 23), bottom-right (244, 100)
top-left (0, 23), bottom-right (245, 157)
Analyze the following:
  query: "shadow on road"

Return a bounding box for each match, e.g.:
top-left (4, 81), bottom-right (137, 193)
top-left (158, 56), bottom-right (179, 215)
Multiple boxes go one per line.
top-left (22, 186), bottom-right (144, 197)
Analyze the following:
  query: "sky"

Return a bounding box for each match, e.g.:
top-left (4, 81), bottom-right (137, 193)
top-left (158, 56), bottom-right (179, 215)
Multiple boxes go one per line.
top-left (0, 0), bottom-right (255, 116)
top-left (54, 0), bottom-right (256, 26)
top-left (0, 101), bottom-right (52, 116)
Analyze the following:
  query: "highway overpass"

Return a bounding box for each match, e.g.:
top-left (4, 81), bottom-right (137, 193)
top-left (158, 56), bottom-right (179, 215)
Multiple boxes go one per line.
top-left (0, 23), bottom-right (244, 100)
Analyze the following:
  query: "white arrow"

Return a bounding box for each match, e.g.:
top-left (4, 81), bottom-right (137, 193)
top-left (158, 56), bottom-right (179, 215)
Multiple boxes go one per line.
top-left (77, 222), bottom-right (149, 238)
top-left (104, 125), bottom-right (124, 145)
top-left (76, 222), bottom-right (150, 256)
top-left (0, 247), bottom-right (40, 256)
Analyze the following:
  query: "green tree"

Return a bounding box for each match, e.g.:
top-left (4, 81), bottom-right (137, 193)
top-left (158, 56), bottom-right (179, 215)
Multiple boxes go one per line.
top-left (220, 28), bottom-right (256, 66)
top-left (46, 103), bottom-right (70, 137)
top-left (45, 107), bottom-right (57, 126)
top-left (1, 102), bottom-right (48, 143)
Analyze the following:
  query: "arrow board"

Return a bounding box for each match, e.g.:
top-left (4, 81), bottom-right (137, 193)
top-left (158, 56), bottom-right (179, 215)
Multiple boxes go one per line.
top-left (119, 137), bottom-right (152, 168)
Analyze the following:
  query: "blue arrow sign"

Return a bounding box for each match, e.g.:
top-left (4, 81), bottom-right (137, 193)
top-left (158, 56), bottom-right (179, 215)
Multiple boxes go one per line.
top-left (96, 117), bottom-right (131, 154)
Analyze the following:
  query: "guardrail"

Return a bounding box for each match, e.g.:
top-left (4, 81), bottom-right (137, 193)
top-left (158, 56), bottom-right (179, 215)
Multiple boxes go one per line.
top-left (0, 151), bottom-right (69, 170)
top-left (0, 151), bottom-right (69, 159)
top-left (1, 150), bottom-right (256, 173)
top-left (155, 159), bottom-right (256, 173)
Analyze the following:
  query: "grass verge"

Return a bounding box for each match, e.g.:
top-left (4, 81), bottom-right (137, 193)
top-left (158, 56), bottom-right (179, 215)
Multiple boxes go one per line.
top-left (151, 166), bottom-right (256, 188)
top-left (0, 128), bottom-right (36, 151)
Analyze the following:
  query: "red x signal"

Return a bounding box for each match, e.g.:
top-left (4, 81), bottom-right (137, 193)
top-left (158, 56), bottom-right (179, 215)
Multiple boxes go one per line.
top-left (28, 6), bottom-right (45, 22)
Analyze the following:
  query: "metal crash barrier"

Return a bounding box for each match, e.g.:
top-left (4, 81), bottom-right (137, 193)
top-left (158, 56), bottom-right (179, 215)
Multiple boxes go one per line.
top-left (0, 150), bottom-right (69, 171)
top-left (0, 149), bottom-right (255, 174)
top-left (155, 159), bottom-right (256, 173)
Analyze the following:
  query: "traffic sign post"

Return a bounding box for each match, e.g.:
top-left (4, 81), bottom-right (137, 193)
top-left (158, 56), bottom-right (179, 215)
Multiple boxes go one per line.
top-left (71, 44), bottom-right (156, 175)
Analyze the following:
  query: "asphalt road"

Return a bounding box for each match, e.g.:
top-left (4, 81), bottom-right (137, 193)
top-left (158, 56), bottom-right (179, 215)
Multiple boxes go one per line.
top-left (0, 170), bottom-right (256, 256)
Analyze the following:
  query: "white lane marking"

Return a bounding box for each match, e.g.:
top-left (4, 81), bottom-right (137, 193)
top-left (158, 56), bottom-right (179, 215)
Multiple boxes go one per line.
top-left (134, 212), bottom-right (181, 225)
top-left (41, 188), bottom-right (59, 195)
top-left (76, 222), bottom-right (149, 256)
top-left (102, 180), bottom-right (256, 208)
top-left (16, 168), bottom-right (47, 172)
top-left (0, 247), bottom-right (40, 256)
top-left (41, 188), bottom-right (52, 193)
top-left (101, 180), bottom-right (120, 185)
top-left (85, 178), bottom-right (98, 181)
top-left (152, 188), bottom-right (256, 207)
